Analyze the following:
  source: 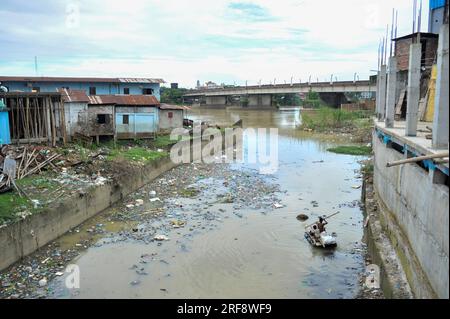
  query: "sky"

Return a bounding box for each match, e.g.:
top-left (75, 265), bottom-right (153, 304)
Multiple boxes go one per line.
top-left (0, 0), bottom-right (430, 88)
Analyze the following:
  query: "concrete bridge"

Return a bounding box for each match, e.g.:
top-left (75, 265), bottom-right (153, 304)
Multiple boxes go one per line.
top-left (183, 80), bottom-right (376, 107)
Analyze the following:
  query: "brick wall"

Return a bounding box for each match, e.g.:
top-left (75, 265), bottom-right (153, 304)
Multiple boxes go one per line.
top-left (394, 37), bottom-right (439, 71)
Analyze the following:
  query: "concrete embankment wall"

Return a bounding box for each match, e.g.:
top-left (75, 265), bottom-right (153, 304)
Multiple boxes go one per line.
top-left (0, 156), bottom-right (178, 271)
top-left (372, 133), bottom-right (449, 298)
top-left (0, 138), bottom-right (211, 271)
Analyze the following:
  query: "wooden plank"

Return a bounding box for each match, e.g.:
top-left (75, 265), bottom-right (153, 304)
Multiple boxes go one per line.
top-left (11, 138), bottom-right (49, 144)
top-left (395, 89), bottom-right (406, 116)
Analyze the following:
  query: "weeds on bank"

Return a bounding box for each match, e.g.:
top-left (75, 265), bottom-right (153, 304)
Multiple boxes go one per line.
top-left (107, 147), bottom-right (168, 163)
top-left (301, 107), bottom-right (372, 131)
top-left (327, 145), bottom-right (372, 156)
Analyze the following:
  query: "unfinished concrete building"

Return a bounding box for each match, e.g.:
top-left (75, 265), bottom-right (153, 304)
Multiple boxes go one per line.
top-left (373, 1), bottom-right (449, 299)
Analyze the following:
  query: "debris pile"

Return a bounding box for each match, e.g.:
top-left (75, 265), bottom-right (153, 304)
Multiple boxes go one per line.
top-left (0, 145), bottom-right (61, 193)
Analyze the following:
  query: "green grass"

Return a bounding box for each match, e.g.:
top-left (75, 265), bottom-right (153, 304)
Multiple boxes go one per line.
top-left (301, 107), bottom-right (372, 131)
top-left (0, 193), bottom-right (31, 223)
top-left (17, 176), bottom-right (59, 191)
top-left (0, 174), bottom-right (61, 224)
top-left (327, 145), bottom-right (372, 156)
top-left (152, 135), bottom-right (180, 148)
top-left (108, 147), bottom-right (168, 162)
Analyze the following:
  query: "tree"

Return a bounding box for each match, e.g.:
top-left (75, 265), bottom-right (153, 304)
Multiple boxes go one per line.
top-left (160, 87), bottom-right (188, 104)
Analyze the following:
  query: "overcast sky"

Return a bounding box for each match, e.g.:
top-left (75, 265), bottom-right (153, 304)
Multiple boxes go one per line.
top-left (0, 0), bottom-right (429, 88)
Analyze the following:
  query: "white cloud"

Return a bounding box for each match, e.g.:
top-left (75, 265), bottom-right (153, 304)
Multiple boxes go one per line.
top-left (0, 0), bottom-right (430, 88)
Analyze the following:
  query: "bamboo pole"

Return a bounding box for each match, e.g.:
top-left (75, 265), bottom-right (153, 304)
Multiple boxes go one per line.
top-left (304, 211), bottom-right (341, 229)
top-left (49, 98), bottom-right (56, 146)
top-left (59, 98), bottom-right (67, 144)
top-left (386, 152), bottom-right (449, 167)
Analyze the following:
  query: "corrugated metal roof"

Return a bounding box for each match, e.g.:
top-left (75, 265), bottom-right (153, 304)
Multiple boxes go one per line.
top-left (87, 95), bottom-right (160, 106)
top-left (118, 78), bottom-right (165, 83)
top-left (392, 32), bottom-right (439, 41)
top-left (59, 88), bottom-right (90, 103)
top-left (158, 103), bottom-right (191, 110)
top-left (0, 76), bottom-right (165, 84)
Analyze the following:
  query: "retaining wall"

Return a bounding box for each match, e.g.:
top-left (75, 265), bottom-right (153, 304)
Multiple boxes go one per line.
top-left (372, 132), bottom-right (449, 298)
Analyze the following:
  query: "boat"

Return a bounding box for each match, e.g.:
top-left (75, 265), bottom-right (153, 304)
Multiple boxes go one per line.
top-left (303, 212), bottom-right (339, 248)
top-left (304, 226), bottom-right (337, 248)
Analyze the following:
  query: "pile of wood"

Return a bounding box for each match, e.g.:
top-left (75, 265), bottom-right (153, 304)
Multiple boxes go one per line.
top-left (0, 145), bottom-right (61, 193)
top-left (0, 92), bottom-right (66, 146)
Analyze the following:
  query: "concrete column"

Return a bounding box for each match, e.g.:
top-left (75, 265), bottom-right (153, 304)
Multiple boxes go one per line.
top-left (378, 65), bottom-right (387, 121)
top-left (385, 57), bottom-right (397, 128)
top-left (432, 24), bottom-right (449, 149)
top-left (248, 95), bottom-right (258, 107)
top-left (205, 96), bottom-right (227, 106)
top-left (261, 95), bottom-right (272, 106)
top-left (405, 42), bottom-right (422, 136)
top-left (375, 71), bottom-right (381, 117)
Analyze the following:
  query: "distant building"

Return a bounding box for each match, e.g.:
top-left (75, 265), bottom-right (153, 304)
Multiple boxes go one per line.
top-left (0, 76), bottom-right (165, 101)
top-left (194, 81), bottom-right (223, 90)
top-left (170, 83), bottom-right (179, 89)
top-left (429, 0), bottom-right (447, 34)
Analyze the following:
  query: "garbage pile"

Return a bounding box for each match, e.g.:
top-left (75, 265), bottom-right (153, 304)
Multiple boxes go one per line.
top-left (0, 145), bottom-right (61, 193)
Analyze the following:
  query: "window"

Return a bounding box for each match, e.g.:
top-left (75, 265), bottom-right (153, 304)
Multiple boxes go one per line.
top-left (168, 112), bottom-right (173, 118)
top-left (31, 87), bottom-right (40, 93)
top-left (123, 88), bottom-right (130, 94)
top-left (89, 87), bottom-right (97, 95)
top-left (142, 88), bottom-right (153, 95)
top-left (123, 114), bottom-right (129, 124)
top-left (97, 114), bottom-right (110, 124)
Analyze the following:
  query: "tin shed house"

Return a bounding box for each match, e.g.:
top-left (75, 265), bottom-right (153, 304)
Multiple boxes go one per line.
top-left (158, 104), bottom-right (190, 131)
top-left (112, 95), bottom-right (160, 139)
top-left (60, 92), bottom-right (161, 140)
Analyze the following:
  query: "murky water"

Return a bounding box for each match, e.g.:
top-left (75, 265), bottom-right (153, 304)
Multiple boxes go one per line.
top-left (49, 108), bottom-right (367, 299)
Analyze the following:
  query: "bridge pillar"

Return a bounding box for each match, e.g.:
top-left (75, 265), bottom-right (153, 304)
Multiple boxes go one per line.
top-left (248, 94), bottom-right (272, 107)
top-left (377, 65), bottom-right (387, 121)
top-left (405, 42), bottom-right (422, 136)
top-left (385, 57), bottom-right (397, 128)
top-left (205, 96), bottom-right (227, 107)
top-left (261, 94), bottom-right (272, 106)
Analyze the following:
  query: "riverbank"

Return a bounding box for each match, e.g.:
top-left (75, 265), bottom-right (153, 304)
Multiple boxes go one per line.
top-left (0, 137), bottom-right (178, 226)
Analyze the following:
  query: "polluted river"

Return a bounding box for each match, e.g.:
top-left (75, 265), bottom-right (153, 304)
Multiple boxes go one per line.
top-left (17, 109), bottom-right (371, 298)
